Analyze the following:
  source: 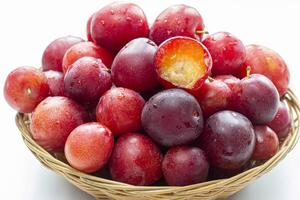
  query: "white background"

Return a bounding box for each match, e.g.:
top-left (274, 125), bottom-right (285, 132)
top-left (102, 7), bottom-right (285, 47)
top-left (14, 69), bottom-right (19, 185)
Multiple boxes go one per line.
top-left (0, 0), bottom-right (300, 199)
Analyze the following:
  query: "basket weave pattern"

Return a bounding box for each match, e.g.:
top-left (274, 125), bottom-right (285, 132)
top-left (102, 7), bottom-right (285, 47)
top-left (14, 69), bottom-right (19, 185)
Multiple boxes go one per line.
top-left (16, 89), bottom-right (300, 200)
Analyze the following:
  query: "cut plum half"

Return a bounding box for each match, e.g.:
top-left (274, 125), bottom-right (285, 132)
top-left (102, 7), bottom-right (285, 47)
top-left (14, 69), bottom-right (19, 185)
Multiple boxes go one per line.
top-left (155, 36), bottom-right (212, 92)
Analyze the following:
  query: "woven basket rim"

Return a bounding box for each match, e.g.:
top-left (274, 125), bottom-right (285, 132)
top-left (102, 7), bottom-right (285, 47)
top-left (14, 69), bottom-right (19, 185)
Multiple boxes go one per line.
top-left (15, 88), bottom-right (300, 197)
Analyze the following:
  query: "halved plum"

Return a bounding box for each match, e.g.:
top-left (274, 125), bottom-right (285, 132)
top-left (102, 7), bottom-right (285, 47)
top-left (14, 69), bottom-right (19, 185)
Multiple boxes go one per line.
top-left (154, 36), bottom-right (212, 92)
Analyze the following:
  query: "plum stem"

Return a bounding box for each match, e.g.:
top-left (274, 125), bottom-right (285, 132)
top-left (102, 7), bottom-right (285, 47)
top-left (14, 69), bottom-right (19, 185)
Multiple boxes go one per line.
top-left (208, 76), bottom-right (214, 82)
top-left (103, 68), bottom-right (111, 73)
top-left (246, 66), bottom-right (251, 78)
top-left (196, 30), bottom-right (209, 35)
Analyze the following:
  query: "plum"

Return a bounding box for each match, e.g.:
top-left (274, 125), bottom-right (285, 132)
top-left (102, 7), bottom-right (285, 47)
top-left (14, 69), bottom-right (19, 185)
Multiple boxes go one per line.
top-left (237, 44), bottom-right (290, 96)
top-left (150, 4), bottom-right (205, 45)
top-left (4, 67), bottom-right (49, 113)
top-left (65, 122), bottom-right (114, 173)
top-left (109, 133), bottom-right (162, 186)
top-left (96, 87), bottom-right (145, 136)
top-left (252, 126), bottom-right (279, 160)
top-left (267, 101), bottom-right (292, 138)
top-left (111, 38), bottom-right (160, 93)
top-left (162, 146), bottom-right (209, 186)
top-left (142, 89), bottom-right (203, 146)
top-left (30, 96), bottom-right (89, 151)
top-left (202, 32), bottom-right (246, 75)
top-left (44, 70), bottom-right (64, 96)
top-left (155, 36), bottom-right (212, 92)
top-left (64, 57), bottom-right (112, 104)
top-left (196, 79), bottom-right (231, 117)
top-left (199, 111), bottom-right (255, 170)
top-left (91, 2), bottom-right (149, 53)
top-left (42, 36), bottom-right (83, 72)
top-left (233, 74), bottom-right (279, 124)
top-left (62, 41), bottom-right (113, 73)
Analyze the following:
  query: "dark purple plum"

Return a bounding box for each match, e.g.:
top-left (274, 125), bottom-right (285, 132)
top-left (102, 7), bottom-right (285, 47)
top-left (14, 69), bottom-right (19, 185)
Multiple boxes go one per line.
top-left (199, 111), bottom-right (255, 170)
top-left (111, 38), bottom-right (160, 93)
top-left (64, 57), bottom-right (112, 104)
top-left (162, 146), bottom-right (209, 186)
top-left (233, 74), bottom-right (280, 124)
top-left (142, 89), bottom-right (203, 147)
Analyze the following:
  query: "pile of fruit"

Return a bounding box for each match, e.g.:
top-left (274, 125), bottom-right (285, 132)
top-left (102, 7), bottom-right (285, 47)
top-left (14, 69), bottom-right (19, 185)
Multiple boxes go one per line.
top-left (4, 2), bottom-right (292, 186)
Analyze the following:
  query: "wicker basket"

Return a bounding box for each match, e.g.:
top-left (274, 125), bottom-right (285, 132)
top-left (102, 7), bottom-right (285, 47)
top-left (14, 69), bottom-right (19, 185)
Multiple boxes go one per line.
top-left (15, 89), bottom-right (300, 200)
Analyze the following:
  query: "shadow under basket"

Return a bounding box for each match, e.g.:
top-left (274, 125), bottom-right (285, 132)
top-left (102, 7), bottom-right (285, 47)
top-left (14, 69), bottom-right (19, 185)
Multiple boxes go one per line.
top-left (16, 89), bottom-right (300, 200)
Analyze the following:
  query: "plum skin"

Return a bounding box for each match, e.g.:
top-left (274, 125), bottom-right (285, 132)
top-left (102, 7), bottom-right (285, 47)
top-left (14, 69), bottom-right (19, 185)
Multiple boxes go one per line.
top-left (196, 79), bottom-right (231, 117)
top-left (233, 74), bottom-right (280, 124)
top-left (237, 44), bottom-right (290, 96)
top-left (142, 88), bottom-right (203, 147)
top-left (96, 87), bottom-right (145, 136)
top-left (44, 70), bottom-right (65, 96)
top-left (252, 126), bottom-right (279, 160)
top-left (267, 101), bottom-right (291, 138)
top-left (109, 133), bottom-right (162, 186)
top-left (64, 57), bottom-right (112, 104)
top-left (199, 111), bottom-right (255, 170)
top-left (30, 96), bottom-right (89, 152)
top-left (162, 146), bottom-right (209, 186)
top-left (62, 41), bottom-right (113, 73)
top-left (4, 66), bottom-right (49, 113)
top-left (202, 32), bottom-right (246, 76)
top-left (111, 38), bottom-right (160, 93)
top-left (91, 2), bottom-right (149, 54)
top-left (150, 4), bottom-right (205, 45)
top-left (42, 36), bottom-right (84, 72)
top-left (65, 122), bottom-right (114, 173)
top-left (86, 13), bottom-right (94, 42)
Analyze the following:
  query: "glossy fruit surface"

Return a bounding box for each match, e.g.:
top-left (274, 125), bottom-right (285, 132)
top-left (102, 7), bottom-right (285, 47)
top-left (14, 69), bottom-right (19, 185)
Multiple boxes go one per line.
top-left (111, 38), bottom-right (160, 93)
top-left (150, 4), bottom-right (205, 45)
top-left (237, 44), bottom-right (290, 96)
top-left (64, 57), bottom-right (112, 103)
top-left (44, 70), bottom-right (64, 96)
top-left (267, 101), bottom-right (291, 138)
top-left (155, 36), bottom-right (212, 92)
top-left (4, 67), bottom-right (49, 113)
top-left (62, 41), bottom-right (113, 73)
top-left (199, 111), bottom-right (255, 170)
top-left (65, 122), bottom-right (114, 173)
top-left (196, 79), bottom-right (231, 117)
top-left (252, 125), bottom-right (279, 160)
top-left (233, 74), bottom-right (279, 124)
top-left (30, 96), bottom-right (89, 151)
top-left (86, 14), bottom-right (94, 42)
top-left (202, 32), bottom-right (246, 76)
top-left (109, 133), bottom-right (162, 186)
top-left (42, 36), bottom-right (83, 72)
top-left (91, 2), bottom-right (149, 53)
top-left (142, 89), bottom-right (203, 146)
top-left (162, 146), bottom-right (209, 186)
top-left (96, 87), bottom-right (145, 135)
top-left (214, 75), bottom-right (240, 91)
